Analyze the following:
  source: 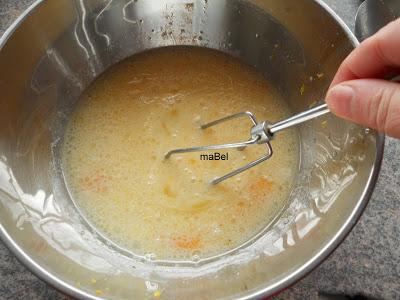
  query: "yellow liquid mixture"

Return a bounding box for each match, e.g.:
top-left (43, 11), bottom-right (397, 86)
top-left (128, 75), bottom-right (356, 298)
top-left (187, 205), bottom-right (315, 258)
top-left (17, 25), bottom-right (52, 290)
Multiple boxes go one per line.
top-left (62, 47), bottom-right (299, 260)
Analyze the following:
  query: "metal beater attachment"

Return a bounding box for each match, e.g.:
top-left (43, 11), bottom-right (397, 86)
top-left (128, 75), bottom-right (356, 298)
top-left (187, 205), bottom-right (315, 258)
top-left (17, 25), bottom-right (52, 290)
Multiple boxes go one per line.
top-left (165, 103), bottom-right (330, 185)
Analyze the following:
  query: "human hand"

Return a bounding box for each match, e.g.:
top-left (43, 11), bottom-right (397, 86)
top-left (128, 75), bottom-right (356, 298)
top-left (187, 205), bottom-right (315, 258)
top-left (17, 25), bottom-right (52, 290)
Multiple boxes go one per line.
top-left (325, 18), bottom-right (400, 138)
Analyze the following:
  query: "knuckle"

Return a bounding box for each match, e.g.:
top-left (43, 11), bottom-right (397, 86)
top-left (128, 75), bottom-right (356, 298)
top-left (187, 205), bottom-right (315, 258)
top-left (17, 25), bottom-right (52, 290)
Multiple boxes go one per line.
top-left (384, 88), bottom-right (400, 134)
top-left (371, 36), bottom-right (392, 67)
top-left (366, 88), bottom-right (382, 129)
top-left (374, 86), bottom-right (399, 133)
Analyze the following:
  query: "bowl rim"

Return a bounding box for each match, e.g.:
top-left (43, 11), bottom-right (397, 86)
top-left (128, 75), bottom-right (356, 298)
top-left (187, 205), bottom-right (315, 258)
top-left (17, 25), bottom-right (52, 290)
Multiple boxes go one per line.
top-left (0, 0), bottom-right (385, 299)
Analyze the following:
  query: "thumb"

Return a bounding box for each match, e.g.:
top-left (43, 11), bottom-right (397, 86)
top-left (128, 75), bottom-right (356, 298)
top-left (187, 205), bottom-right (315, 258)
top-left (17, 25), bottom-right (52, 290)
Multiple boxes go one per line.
top-left (326, 79), bottom-right (400, 138)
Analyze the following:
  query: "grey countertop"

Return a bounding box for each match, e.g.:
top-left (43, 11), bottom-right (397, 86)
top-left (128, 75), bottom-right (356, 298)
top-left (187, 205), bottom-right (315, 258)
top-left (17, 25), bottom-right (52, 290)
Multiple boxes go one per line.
top-left (0, 1), bottom-right (399, 299)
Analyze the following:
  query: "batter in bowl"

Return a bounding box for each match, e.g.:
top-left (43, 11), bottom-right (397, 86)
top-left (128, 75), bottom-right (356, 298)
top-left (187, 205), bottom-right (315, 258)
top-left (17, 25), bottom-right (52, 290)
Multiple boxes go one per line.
top-left (62, 46), bottom-right (299, 261)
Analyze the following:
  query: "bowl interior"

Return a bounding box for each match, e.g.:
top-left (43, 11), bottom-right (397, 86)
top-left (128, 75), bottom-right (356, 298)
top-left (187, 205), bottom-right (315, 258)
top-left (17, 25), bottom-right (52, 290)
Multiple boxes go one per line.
top-left (0, 0), bottom-right (381, 299)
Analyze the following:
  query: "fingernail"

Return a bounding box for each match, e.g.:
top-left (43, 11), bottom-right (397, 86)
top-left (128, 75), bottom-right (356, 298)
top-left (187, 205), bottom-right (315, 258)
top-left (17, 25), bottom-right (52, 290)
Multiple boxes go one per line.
top-left (326, 85), bottom-right (355, 118)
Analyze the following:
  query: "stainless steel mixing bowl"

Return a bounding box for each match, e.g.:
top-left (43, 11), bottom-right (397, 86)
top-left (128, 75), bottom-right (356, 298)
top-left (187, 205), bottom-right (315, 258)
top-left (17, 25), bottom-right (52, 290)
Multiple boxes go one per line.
top-left (0, 0), bottom-right (384, 299)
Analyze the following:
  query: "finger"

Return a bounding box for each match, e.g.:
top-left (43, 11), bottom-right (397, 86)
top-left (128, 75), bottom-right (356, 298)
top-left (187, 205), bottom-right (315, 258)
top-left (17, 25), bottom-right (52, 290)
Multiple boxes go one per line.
top-left (331, 18), bottom-right (400, 86)
top-left (326, 79), bottom-right (400, 138)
